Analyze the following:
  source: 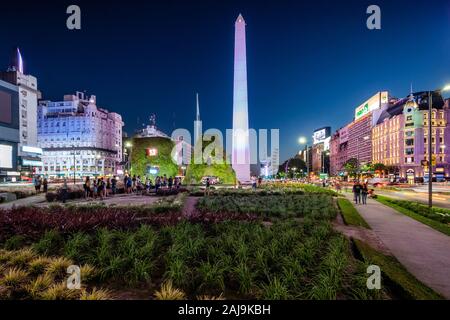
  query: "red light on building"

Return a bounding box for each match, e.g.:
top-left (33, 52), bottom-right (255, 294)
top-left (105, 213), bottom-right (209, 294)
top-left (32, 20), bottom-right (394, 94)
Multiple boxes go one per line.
top-left (146, 148), bottom-right (158, 156)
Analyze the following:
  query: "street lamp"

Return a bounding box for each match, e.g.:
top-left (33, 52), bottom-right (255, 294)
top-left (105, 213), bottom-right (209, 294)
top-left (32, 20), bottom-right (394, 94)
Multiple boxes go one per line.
top-left (125, 142), bottom-right (133, 174)
top-left (427, 85), bottom-right (450, 209)
top-left (298, 137), bottom-right (309, 180)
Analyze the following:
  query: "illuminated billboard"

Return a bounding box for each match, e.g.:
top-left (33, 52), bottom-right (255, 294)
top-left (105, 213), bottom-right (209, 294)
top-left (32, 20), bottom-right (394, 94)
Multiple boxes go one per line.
top-left (355, 91), bottom-right (388, 121)
top-left (0, 144), bottom-right (13, 169)
top-left (313, 127), bottom-right (331, 145)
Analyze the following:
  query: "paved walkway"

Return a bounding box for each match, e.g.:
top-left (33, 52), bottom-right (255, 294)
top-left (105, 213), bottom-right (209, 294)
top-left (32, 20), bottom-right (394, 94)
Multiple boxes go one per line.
top-left (346, 194), bottom-right (450, 299)
top-left (0, 194), bottom-right (46, 209)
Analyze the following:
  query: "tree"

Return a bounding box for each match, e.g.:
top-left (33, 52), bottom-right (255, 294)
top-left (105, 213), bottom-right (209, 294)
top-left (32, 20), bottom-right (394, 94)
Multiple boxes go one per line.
top-left (373, 163), bottom-right (387, 177)
top-left (344, 158), bottom-right (358, 178)
top-left (279, 157), bottom-right (307, 178)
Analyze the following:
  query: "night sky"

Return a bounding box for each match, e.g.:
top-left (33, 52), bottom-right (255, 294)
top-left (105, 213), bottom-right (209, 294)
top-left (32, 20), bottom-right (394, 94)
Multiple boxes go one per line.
top-left (1, 0), bottom-right (450, 162)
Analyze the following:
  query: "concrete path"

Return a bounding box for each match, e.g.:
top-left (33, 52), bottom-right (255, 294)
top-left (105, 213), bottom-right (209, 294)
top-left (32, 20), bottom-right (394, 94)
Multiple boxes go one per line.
top-left (345, 194), bottom-right (450, 299)
top-left (0, 194), bottom-right (46, 209)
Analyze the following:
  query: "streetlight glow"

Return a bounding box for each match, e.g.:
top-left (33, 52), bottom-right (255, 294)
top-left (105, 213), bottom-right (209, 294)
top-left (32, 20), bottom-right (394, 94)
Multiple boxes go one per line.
top-left (442, 84), bottom-right (450, 92)
top-left (298, 137), bottom-right (307, 145)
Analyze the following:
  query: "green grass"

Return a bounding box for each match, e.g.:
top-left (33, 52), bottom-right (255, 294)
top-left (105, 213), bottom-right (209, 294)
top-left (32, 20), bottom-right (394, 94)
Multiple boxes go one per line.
top-left (337, 198), bottom-right (370, 229)
top-left (353, 239), bottom-right (443, 300)
top-left (376, 196), bottom-right (450, 237)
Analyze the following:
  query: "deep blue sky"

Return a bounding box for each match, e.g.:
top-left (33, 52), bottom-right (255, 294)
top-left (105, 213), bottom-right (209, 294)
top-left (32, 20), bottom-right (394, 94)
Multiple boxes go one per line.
top-left (1, 0), bottom-right (450, 162)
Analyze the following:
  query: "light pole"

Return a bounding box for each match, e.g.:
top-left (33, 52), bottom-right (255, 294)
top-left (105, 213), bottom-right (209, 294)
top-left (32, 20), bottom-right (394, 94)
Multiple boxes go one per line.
top-left (427, 85), bottom-right (450, 209)
top-left (72, 145), bottom-right (76, 185)
top-left (299, 137), bottom-right (309, 180)
top-left (125, 141), bottom-right (133, 175)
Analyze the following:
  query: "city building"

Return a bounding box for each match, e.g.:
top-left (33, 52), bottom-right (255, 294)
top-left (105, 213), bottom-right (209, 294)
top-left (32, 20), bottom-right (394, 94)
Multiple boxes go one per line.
top-left (0, 48), bottom-right (42, 177)
top-left (36, 92), bottom-right (124, 179)
top-left (329, 126), bottom-right (349, 176)
top-left (330, 91), bottom-right (392, 177)
top-left (372, 92), bottom-right (449, 183)
top-left (232, 14), bottom-right (251, 182)
top-left (0, 79), bottom-right (20, 182)
top-left (346, 92), bottom-right (390, 167)
top-left (311, 127), bottom-right (331, 176)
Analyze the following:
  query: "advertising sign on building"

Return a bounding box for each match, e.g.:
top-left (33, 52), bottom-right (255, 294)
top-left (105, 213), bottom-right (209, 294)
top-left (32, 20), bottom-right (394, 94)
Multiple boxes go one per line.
top-left (313, 127), bottom-right (331, 145)
top-left (354, 91), bottom-right (389, 121)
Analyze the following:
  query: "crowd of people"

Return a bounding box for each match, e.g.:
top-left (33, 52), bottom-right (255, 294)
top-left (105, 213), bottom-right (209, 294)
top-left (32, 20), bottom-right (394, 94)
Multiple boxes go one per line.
top-left (122, 174), bottom-right (182, 195)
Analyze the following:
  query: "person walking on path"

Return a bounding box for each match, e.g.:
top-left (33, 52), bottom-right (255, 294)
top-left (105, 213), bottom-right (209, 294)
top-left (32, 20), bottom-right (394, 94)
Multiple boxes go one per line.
top-left (361, 183), bottom-right (369, 205)
top-left (352, 181), bottom-right (362, 204)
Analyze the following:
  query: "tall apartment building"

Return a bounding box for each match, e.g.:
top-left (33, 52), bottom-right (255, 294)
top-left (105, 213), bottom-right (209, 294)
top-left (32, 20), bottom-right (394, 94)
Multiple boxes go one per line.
top-left (0, 79), bottom-right (20, 181)
top-left (0, 49), bottom-right (43, 176)
top-left (329, 126), bottom-right (349, 176)
top-left (330, 92), bottom-right (391, 176)
top-left (36, 92), bottom-right (124, 178)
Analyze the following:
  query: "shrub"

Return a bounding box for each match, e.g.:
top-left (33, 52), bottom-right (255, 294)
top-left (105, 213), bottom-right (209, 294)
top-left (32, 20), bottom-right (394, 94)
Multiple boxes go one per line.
top-left (154, 280), bottom-right (186, 300)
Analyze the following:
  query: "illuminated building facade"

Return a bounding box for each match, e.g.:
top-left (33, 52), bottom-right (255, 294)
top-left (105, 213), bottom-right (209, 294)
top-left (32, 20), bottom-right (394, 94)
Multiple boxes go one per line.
top-left (36, 92), bottom-right (124, 178)
top-left (329, 126), bottom-right (349, 176)
top-left (372, 92), bottom-right (450, 182)
top-left (0, 79), bottom-right (20, 181)
top-left (0, 49), bottom-right (43, 177)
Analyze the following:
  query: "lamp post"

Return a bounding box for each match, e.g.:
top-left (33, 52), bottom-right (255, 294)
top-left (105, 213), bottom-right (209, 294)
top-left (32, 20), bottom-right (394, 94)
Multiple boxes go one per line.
top-left (125, 141), bottom-right (133, 174)
top-left (72, 145), bottom-right (76, 185)
top-left (298, 137), bottom-right (309, 180)
top-left (427, 85), bottom-right (450, 210)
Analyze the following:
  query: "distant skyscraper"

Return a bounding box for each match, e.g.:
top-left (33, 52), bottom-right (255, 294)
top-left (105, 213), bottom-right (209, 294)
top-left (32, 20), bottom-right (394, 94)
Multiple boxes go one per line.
top-left (232, 14), bottom-right (251, 182)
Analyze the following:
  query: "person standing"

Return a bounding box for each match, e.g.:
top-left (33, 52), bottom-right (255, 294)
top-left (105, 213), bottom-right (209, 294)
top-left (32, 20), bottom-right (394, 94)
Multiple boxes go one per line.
top-left (361, 183), bottom-right (369, 205)
top-left (205, 177), bottom-right (211, 196)
top-left (168, 176), bottom-right (173, 190)
top-left (251, 176), bottom-right (257, 190)
top-left (352, 181), bottom-right (362, 205)
top-left (93, 179), bottom-right (98, 199)
top-left (106, 178), bottom-right (111, 197)
top-left (61, 178), bottom-right (68, 203)
top-left (43, 177), bottom-right (48, 194)
top-left (84, 177), bottom-right (91, 199)
top-left (34, 175), bottom-right (41, 194)
top-left (111, 176), bottom-right (117, 195)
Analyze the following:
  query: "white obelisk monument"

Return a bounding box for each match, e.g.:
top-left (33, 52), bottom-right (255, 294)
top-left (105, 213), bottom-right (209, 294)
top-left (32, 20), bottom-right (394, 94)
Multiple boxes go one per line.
top-left (232, 14), bottom-right (251, 183)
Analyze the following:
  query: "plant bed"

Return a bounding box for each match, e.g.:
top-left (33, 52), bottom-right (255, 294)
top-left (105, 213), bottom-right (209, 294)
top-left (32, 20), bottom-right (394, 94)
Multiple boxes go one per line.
top-left (337, 198), bottom-right (370, 229)
top-left (0, 248), bottom-right (111, 300)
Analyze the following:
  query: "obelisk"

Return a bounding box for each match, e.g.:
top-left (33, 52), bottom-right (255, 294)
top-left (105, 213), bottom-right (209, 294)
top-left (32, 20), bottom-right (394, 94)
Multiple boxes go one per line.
top-left (232, 14), bottom-right (251, 182)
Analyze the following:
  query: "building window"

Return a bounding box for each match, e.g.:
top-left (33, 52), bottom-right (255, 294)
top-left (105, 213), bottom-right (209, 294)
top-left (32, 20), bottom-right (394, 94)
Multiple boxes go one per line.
top-left (405, 139), bottom-right (414, 146)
